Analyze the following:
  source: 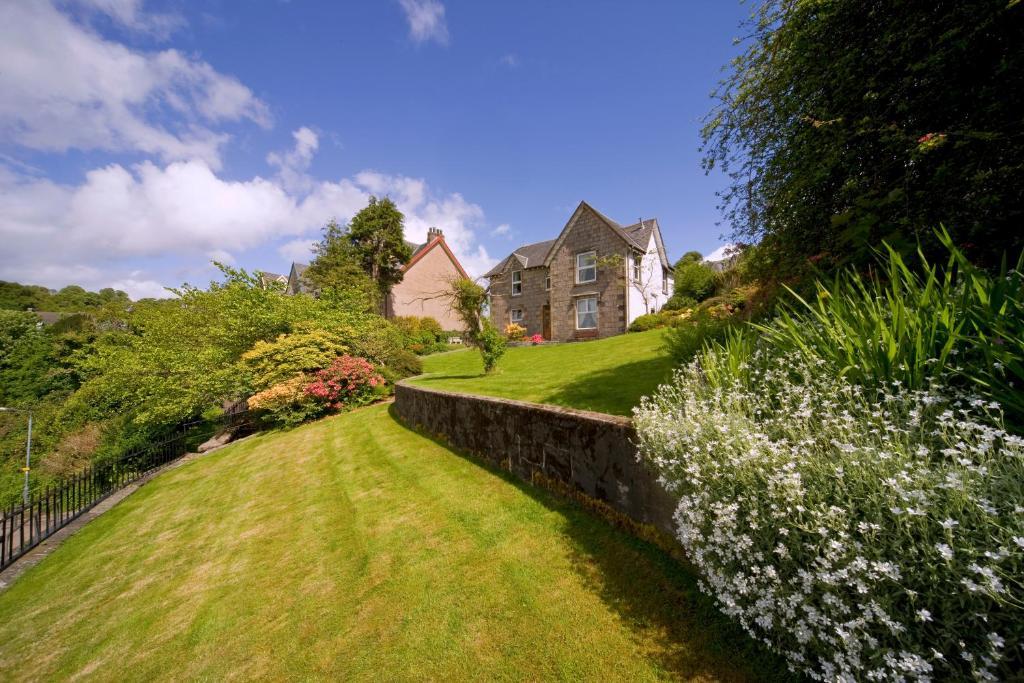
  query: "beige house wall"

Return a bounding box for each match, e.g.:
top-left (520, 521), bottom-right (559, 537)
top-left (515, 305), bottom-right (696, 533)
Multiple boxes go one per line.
top-left (388, 241), bottom-right (464, 331)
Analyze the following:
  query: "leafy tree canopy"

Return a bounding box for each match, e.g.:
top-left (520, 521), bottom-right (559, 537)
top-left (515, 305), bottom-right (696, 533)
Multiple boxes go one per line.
top-left (0, 281), bottom-right (132, 312)
top-left (305, 219), bottom-right (379, 309)
top-left (703, 0), bottom-right (1024, 278)
top-left (346, 197), bottom-right (413, 294)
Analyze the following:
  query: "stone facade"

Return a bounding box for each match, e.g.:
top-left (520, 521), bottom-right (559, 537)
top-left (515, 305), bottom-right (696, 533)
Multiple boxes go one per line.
top-left (486, 202), bottom-right (673, 342)
top-left (393, 382), bottom-right (677, 535)
top-left (489, 265), bottom-right (549, 338)
top-left (547, 208), bottom-right (630, 341)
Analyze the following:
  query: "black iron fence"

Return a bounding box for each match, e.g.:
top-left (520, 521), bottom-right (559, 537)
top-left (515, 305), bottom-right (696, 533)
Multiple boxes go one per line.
top-left (0, 411), bottom-right (250, 571)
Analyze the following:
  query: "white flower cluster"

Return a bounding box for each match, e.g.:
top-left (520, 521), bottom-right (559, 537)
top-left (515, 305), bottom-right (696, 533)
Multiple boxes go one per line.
top-left (634, 346), bottom-right (1024, 681)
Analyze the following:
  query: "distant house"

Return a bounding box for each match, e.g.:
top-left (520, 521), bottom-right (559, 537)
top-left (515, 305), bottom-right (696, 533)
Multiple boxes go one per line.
top-left (386, 227), bottom-right (468, 331)
top-left (285, 262), bottom-right (312, 295)
top-left (281, 227), bottom-right (468, 331)
top-left (256, 271), bottom-right (288, 289)
top-left (485, 201), bottom-right (674, 342)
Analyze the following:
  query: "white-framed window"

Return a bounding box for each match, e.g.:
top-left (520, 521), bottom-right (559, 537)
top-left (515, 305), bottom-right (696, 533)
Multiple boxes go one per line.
top-left (575, 296), bottom-right (598, 329)
top-left (545, 275), bottom-right (551, 291)
top-left (511, 270), bottom-right (522, 296)
top-left (662, 267), bottom-right (669, 294)
top-left (632, 258), bottom-right (642, 282)
top-left (510, 309), bottom-right (524, 324)
top-left (576, 251), bottom-right (597, 284)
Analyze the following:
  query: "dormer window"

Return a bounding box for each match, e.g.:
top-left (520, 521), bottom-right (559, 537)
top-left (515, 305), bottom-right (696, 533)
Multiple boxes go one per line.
top-left (512, 270), bottom-right (522, 296)
top-left (576, 251), bottom-right (597, 284)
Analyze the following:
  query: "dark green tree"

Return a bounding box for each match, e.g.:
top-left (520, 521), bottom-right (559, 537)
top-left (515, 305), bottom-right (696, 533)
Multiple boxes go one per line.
top-left (703, 0), bottom-right (1024, 278)
top-left (346, 197), bottom-right (413, 296)
top-left (0, 282), bottom-right (50, 311)
top-left (305, 219), bottom-right (379, 310)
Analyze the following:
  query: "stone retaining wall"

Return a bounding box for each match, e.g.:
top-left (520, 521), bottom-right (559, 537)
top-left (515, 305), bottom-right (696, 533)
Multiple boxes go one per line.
top-left (393, 383), bottom-right (676, 535)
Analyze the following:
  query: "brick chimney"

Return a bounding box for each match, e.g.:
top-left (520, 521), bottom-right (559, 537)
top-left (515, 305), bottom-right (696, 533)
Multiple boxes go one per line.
top-left (427, 226), bottom-right (443, 241)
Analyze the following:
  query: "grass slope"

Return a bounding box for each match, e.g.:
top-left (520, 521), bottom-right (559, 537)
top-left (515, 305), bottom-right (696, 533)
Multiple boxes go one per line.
top-left (0, 405), bottom-right (789, 681)
top-left (413, 329), bottom-right (673, 415)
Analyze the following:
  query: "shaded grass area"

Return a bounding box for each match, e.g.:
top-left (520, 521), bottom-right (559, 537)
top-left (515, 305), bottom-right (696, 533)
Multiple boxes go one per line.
top-left (0, 405), bottom-right (791, 681)
top-left (413, 329), bottom-right (674, 416)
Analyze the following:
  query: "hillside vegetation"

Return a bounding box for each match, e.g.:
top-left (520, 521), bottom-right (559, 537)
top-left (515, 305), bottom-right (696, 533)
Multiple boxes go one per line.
top-left (0, 406), bottom-right (788, 681)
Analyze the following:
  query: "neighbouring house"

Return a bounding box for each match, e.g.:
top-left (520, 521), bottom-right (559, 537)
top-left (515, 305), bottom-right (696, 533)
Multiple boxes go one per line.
top-left (285, 262), bottom-right (312, 295)
top-left (256, 271), bottom-right (288, 289)
top-left (386, 227), bottom-right (468, 331)
top-left (485, 201), bottom-right (674, 342)
top-left (281, 227), bottom-right (468, 331)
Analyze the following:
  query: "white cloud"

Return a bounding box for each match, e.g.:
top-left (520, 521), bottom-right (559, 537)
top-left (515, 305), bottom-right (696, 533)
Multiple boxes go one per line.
top-left (351, 171), bottom-right (495, 276)
top-left (208, 249), bottom-right (236, 265)
top-left (0, 0), bottom-right (270, 168)
top-left (499, 54), bottom-right (519, 68)
top-left (267, 127), bottom-right (319, 193)
top-left (704, 243), bottom-right (739, 262)
top-left (72, 0), bottom-right (185, 39)
top-left (0, 127), bottom-right (498, 290)
top-left (106, 278), bottom-right (172, 300)
top-left (491, 223), bottom-right (511, 237)
top-left (398, 0), bottom-right (448, 45)
top-left (278, 239), bottom-right (317, 264)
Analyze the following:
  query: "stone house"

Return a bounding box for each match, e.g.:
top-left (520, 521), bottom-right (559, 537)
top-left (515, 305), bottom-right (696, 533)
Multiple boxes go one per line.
top-left (485, 201), bottom-right (674, 341)
top-left (283, 227), bottom-right (469, 331)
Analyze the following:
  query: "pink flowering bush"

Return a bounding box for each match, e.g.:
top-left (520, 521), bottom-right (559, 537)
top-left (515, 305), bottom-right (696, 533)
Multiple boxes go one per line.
top-left (303, 355), bottom-right (386, 411)
top-left (530, 334), bottom-right (544, 344)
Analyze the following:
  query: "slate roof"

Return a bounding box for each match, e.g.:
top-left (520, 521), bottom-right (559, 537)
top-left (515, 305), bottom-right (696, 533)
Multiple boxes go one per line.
top-left (257, 271), bottom-right (287, 288)
top-left (405, 240), bottom-right (426, 258)
top-left (288, 262), bottom-right (313, 294)
top-left (621, 220), bottom-right (654, 249)
top-left (484, 207), bottom-right (664, 279)
top-left (483, 239), bottom-right (556, 277)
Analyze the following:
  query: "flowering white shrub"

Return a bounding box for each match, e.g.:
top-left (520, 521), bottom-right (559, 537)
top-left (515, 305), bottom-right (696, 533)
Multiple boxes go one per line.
top-left (634, 344), bottom-right (1024, 681)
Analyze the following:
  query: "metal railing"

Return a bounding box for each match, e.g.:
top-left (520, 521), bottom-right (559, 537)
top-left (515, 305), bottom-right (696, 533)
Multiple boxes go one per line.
top-left (0, 411), bottom-right (249, 571)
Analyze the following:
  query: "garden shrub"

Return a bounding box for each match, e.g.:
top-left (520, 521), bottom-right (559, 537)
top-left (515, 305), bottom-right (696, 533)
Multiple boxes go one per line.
top-left (393, 316), bottom-right (448, 355)
top-left (239, 329), bottom-right (348, 391)
top-left (673, 259), bottom-right (720, 302)
top-left (635, 342), bottom-right (1024, 681)
top-left (662, 310), bottom-right (735, 364)
top-left (477, 322), bottom-right (507, 373)
top-left (662, 294), bottom-right (698, 312)
top-left (627, 312), bottom-right (667, 332)
top-left (383, 349), bottom-right (423, 381)
top-left (345, 319), bottom-right (406, 370)
top-left (247, 375), bottom-right (317, 427)
top-left (304, 355), bottom-right (386, 411)
top-left (504, 322), bottom-right (526, 341)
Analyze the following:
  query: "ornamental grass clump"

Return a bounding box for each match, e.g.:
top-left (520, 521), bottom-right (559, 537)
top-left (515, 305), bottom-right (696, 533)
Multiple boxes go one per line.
top-left (634, 341), bottom-right (1024, 681)
top-left (758, 229), bottom-right (1024, 429)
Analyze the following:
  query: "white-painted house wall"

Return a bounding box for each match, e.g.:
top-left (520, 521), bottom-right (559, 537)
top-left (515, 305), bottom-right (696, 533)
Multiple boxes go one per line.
top-left (626, 233), bottom-right (672, 326)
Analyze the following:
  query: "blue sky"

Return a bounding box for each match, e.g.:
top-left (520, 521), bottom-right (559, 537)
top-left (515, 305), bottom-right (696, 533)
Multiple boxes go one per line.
top-left (0, 0), bottom-right (748, 298)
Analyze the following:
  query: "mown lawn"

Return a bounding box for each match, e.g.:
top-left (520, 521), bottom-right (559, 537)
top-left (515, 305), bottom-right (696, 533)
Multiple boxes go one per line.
top-left (0, 405), bottom-right (789, 682)
top-left (413, 329), bottom-right (674, 415)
